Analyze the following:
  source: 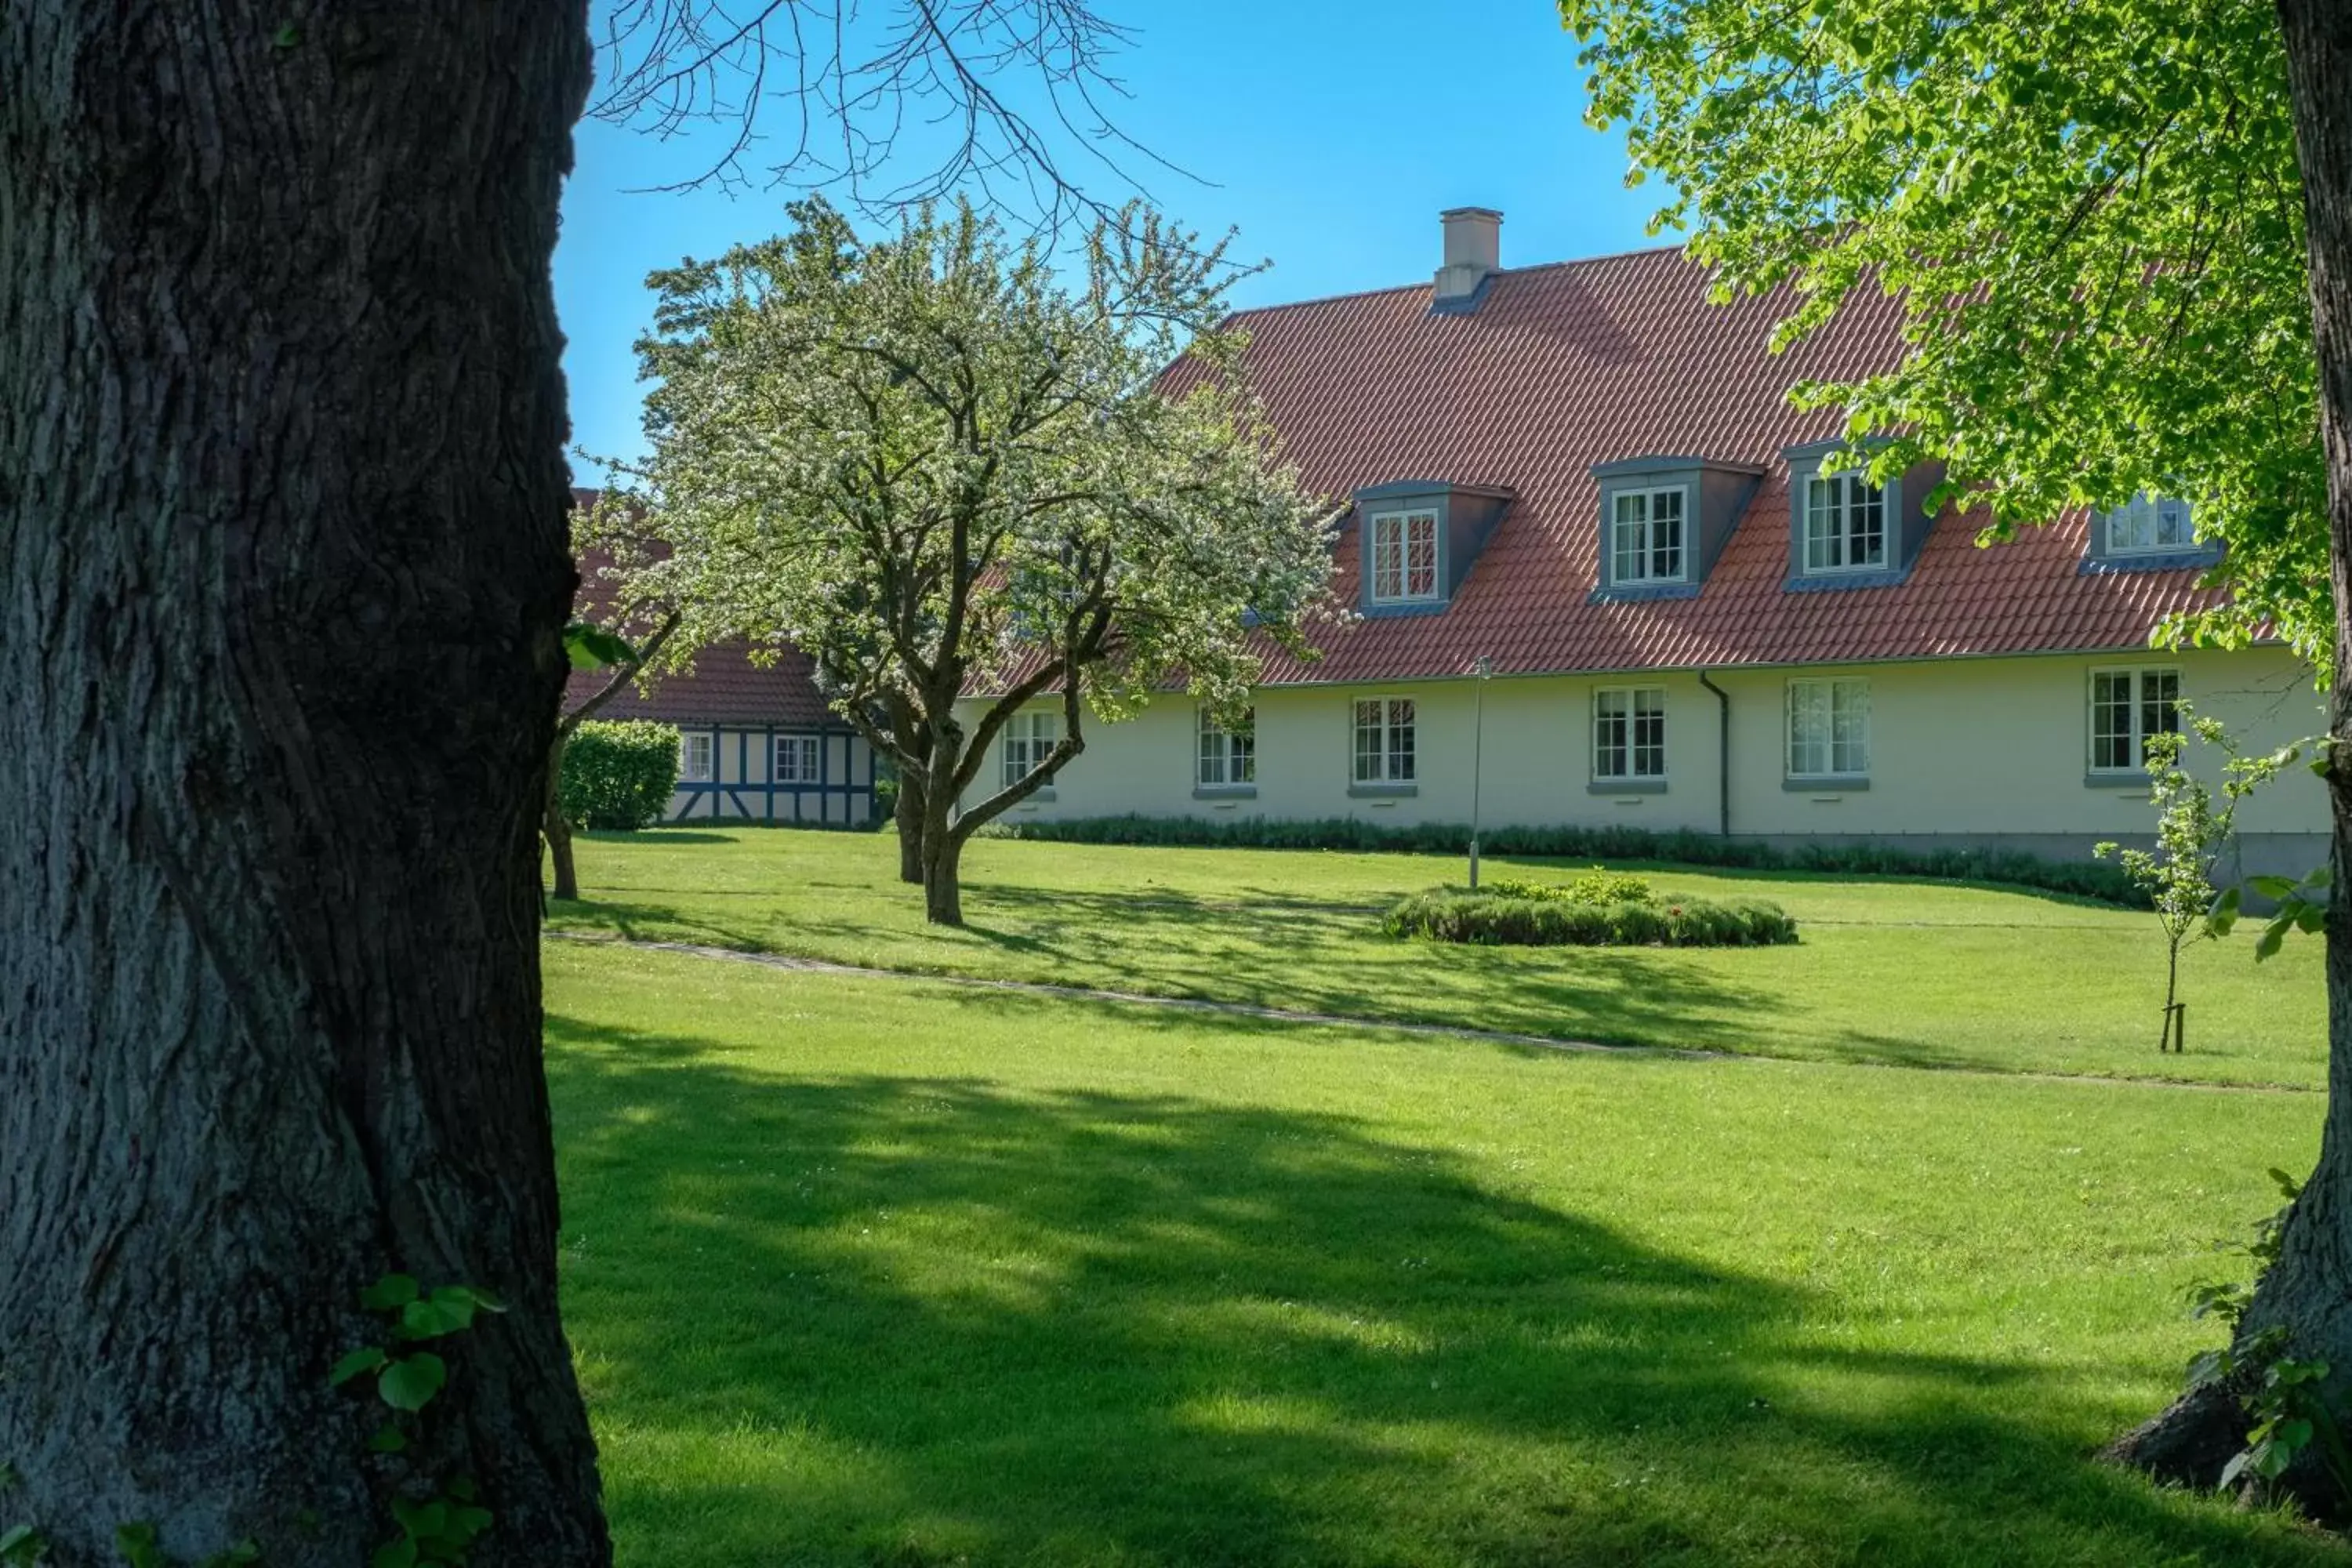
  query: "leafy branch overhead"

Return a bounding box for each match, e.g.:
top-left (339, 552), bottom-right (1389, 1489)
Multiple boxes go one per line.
top-left (1563, 0), bottom-right (2325, 660)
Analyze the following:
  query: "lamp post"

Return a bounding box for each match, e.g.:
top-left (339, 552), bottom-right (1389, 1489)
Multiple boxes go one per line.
top-left (1469, 655), bottom-right (1494, 889)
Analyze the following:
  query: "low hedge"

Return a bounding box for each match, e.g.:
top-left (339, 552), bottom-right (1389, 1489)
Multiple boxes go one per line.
top-left (559, 720), bottom-right (681, 831)
top-left (977, 814), bottom-right (2147, 907)
top-left (1383, 889), bottom-right (1800, 948)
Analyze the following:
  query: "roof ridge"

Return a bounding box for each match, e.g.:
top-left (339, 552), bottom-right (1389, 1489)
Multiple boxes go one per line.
top-left (1231, 239), bottom-right (1694, 321)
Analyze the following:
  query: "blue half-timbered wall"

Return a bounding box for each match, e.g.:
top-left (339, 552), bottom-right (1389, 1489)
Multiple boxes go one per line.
top-left (666, 723), bottom-right (879, 826)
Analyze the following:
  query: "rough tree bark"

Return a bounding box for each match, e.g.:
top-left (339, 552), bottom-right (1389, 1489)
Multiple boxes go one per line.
top-left (0, 5), bottom-right (608, 1563)
top-left (2110, 0), bottom-right (2352, 1502)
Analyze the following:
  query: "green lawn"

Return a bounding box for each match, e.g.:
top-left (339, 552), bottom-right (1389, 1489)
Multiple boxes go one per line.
top-left (546, 829), bottom-right (2327, 1087)
top-left (547, 938), bottom-right (2340, 1566)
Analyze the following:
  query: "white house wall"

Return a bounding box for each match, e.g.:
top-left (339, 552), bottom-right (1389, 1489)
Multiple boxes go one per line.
top-left (958, 647), bottom-right (2326, 870)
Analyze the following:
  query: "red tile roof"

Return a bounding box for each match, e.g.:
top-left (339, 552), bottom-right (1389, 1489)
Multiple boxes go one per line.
top-left (1220, 244), bottom-right (2220, 684)
top-left (563, 641), bottom-right (834, 729)
top-left (564, 497), bottom-right (836, 728)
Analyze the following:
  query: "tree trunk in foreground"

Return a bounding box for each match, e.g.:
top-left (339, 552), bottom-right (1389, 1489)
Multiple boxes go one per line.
top-left (2111, 0), bottom-right (2352, 1505)
top-left (0, 6), bottom-right (608, 1564)
top-left (547, 735), bottom-right (583, 902)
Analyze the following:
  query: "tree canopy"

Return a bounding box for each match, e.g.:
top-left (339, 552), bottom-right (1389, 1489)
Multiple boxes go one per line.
top-left (1563, 0), bottom-right (2325, 656)
top-left (592, 198), bottom-right (1337, 920)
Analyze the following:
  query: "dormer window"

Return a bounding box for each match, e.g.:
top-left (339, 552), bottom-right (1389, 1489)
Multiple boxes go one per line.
top-left (2105, 494), bottom-right (2195, 556)
top-left (1802, 472), bottom-right (1886, 573)
top-left (1780, 440), bottom-right (1942, 591)
top-left (1610, 487), bottom-right (1687, 585)
top-left (1369, 510), bottom-right (1439, 604)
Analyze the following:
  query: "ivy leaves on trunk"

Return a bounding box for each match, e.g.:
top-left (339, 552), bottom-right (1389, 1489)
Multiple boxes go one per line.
top-left (596, 198), bottom-right (1339, 923)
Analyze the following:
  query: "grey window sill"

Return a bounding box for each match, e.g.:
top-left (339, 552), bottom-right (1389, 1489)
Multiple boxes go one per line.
top-left (1783, 776), bottom-right (1870, 793)
top-left (1588, 582), bottom-right (1700, 604)
top-left (1588, 778), bottom-right (1668, 795)
top-left (2083, 772), bottom-right (2152, 790)
top-left (1192, 784), bottom-right (1258, 800)
top-left (1348, 782), bottom-right (1419, 798)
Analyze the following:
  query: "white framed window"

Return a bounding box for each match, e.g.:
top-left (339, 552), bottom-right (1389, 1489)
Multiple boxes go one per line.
top-left (1198, 707), bottom-right (1256, 787)
top-left (680, 731), bottom-right (714, 783)
top-left (2105, 494), bottom-right (2196, 556)
top-left (1352, 697), bottom-right (1416, 784)
top-left (1594, 688), bottom-right (1666, 779)
top-left (1370, 511), bottom-right (1440, 604)
top-left (2089, 668), bottom-right (2182, 771)
top-left (1787, 679), bottom-right (1870, 779)
top-left (774, 734), bottom-right (820, 784)
top-left (1610, 487), bottom-right (1686, 584)
top-left (1000, 711), bottom-right (1061, 789)
top-left (1802, 471), bottom-right (1887, 573)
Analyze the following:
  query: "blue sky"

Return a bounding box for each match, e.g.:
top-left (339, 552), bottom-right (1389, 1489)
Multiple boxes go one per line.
top-left (557, 2), bottom-right (1670, 476)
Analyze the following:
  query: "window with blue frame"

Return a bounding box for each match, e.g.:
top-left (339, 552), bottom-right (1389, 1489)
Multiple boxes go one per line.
top-left (1368, 511), bottom-right (1439, 604)
top-left (774, 734), bottom-right (820, 783)
top-left (1610, 488), bottom-right (1686, 584)
top-left (2104, 495), bottom-right (2197, 556)
top-left (1352, 698), bottom-right (1416, 783)
top-left (1802, 472), bottom-right (1886, 573)
top-left (1197, 707), bottom-right (1256, 786)
top-left (1001, 711), bottom-right (1061, 789)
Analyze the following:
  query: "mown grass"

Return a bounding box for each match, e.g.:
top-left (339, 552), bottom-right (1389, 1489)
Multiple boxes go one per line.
top-left (547, 939), bottom-right (2340, 1567)
top-left (545, 829), bottom-right (2327, 1087)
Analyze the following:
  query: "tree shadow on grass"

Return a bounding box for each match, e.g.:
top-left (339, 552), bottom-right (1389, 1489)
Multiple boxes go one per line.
top-left (546, 1011), bottom-right (2339, 1568)
top-left (547, 880), bottom-right (2136, 1077)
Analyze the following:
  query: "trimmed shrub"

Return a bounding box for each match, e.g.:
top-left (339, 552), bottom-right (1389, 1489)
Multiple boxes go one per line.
top-left (1487, 869), bottom-right (1657, 906)
top-left (977, 813), bottom-right (2147, 907)
top-left (560, 720), bottom-right (681, 831)
top-left (1383, 889), bottom-right (1799, 948)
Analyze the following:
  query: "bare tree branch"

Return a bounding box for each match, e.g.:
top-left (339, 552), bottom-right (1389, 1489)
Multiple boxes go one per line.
top-left (588, 0), bottom-right (1210, 240)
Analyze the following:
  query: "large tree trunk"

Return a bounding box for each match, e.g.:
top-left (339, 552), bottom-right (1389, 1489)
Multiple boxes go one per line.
top-left (547, 735), bottom-right (583, 902)
top-left (2111, 0), bottom-right (2352, 1506)
top-left (0, 5), bottom-right (608, 1565)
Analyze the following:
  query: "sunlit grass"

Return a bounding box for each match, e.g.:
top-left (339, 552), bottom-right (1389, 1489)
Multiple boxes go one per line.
top-left (548, 939), bottom-right (2339, 1566)
top-left (545, 829), bottom-right (2326, 1086)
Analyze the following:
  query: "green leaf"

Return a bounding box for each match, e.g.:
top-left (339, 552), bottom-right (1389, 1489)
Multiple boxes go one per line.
top-left (115, 1522), bottom-right (162, 1568)
top-left (271, 22), bottom-right (302, 49)
top-left (2249, 874), bottom-right (2299, 899)
top-left (0, 1525), bottom-right (43, 1566)
top-left (2255, 917), bottom-right (2289, 962)
top-left (397, 1294), bottom-right (476, 1341)
top-left (360, 1274), bottom-right (419, 1312)
top-left (331, 1345), bottom-right (389, 1386)
top-left (368, 1422), bottom-right (408, 1454)
top-left (2207, 884), bottom-right (2241, 935)
top-left (377, 1352), bottom-right (447, 1413)
top-left (2186, 1348), bottom-right (2228, 1385)
top-left (370, 1538), bottom-right (418, 1568)
top-left (197, 1544), bottom-right (263, 1568)
top-left (390, 1500), bottom-right (448, 1540)
top-left (564, 622), bottom-right (637, 671)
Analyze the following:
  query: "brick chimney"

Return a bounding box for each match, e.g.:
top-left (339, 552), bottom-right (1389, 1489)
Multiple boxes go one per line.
top-left (1432, 207), bottom-right (1501, 313)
